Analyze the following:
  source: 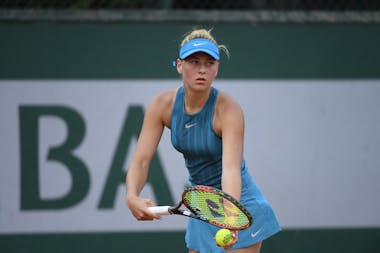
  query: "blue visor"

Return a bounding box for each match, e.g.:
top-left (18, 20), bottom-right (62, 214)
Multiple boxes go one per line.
top-left (179, 38), bottom-right (220, 60)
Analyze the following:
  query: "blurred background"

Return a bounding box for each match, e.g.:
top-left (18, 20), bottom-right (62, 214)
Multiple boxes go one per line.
top-left (1, 1), bottom-right (380, 253)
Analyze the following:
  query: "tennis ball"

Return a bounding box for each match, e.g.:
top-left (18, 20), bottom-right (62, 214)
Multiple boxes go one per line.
top-left (215, 228), bottom-right (234, 247)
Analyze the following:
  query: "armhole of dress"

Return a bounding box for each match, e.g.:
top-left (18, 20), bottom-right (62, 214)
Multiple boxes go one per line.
top-left (170, 86), bottom-right (183, 130)
top-left (210, 88), bottom-right (222, 139)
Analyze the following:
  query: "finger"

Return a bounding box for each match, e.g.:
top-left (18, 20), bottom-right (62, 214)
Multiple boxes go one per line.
top-left (145, 199), bottom-right (155, 206)
top-left (143, 199), bottom-right (162, 219)
top-left (146, 208), bottom-right (161, 220)
top-left (133, 198), bottom-right (159, 220)
top-left (222, 231), bottom-right (238, 249)
top-left (135, 211), bottom-right (156, 221)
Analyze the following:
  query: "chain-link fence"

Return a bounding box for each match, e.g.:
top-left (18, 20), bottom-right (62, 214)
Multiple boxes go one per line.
top-left (1, 0), bottom-right (380, 10)
top-left (1, 0), bottom-right (380, 23)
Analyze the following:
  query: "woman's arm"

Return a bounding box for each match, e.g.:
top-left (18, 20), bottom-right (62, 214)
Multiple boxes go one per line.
top-left (126, 91), bottom-right (173, 220)
top-left (215, 92), bottom-right (245, 202)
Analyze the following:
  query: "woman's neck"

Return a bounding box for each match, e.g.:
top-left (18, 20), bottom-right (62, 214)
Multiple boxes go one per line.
top-left (183, 86), bottom-right (212, 115)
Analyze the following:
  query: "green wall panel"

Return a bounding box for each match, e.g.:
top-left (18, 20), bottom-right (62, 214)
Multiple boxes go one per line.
top-left (1, 229), bottom-right (380, 253)
top-left (1, 23), bottom-right (380, 79)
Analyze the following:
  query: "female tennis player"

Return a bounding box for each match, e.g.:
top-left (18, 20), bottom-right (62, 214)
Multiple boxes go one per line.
top-left (126, 28), bottom-right (281, 253)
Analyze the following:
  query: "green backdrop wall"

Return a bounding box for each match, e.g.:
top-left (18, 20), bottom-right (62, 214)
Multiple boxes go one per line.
top-left (1, 22), bottom-right (380, 253)
top-left (1, 23), bottom-right (380, 79)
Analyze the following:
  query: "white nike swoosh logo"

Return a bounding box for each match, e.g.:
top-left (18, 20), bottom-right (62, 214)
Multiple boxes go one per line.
top-left (185, 123), bottom-right (198, 128)
top-left (193, 43), bottom-right (205, 47)
top-left (251, 229), bottom-right (261, 238)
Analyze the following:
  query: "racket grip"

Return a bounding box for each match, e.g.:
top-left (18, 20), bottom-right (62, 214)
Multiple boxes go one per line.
top-left (148, 206), bottom-right (171, 215)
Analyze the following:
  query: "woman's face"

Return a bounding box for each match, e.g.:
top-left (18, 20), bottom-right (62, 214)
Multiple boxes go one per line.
top-left (177, 52), bottom-right (219, 92)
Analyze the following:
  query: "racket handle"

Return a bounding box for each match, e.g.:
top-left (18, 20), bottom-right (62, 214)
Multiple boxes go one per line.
top-left (148, 206), bottom-right (171, 215)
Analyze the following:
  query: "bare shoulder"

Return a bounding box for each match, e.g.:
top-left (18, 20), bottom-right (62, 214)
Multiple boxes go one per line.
top-left (150, 88), bottom-right (177, 108)
top-left (214, 90), bottom-right (244, 135)
top-left (148, 88), bottom-right (178, 127)
top-left (215, 91), bottom-right (244, 116)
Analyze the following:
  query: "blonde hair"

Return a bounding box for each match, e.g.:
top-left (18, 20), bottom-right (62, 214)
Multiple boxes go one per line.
top-left (180, 28), bottom-right (230, 59)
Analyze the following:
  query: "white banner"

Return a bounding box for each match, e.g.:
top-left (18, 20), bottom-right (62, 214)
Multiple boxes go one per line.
top-left (1, 80), bottom-right (380, 234)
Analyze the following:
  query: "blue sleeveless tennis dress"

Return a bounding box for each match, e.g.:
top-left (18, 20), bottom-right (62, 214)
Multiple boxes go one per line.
top-left (171, 86), bottom-right (281, 253)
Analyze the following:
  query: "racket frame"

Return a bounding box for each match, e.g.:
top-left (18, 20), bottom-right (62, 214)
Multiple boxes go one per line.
top-left (149, 185), bottom-right (253, 230)
top-left (182, 185), bottom-right (253, 230)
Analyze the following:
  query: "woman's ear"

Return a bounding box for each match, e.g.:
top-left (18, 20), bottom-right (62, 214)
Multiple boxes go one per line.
top-left (176, 59), bottom-right (183, 74)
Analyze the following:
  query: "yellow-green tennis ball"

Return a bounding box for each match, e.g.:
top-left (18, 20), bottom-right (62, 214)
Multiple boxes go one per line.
top-left (215, 228), bottom-right (234, 247)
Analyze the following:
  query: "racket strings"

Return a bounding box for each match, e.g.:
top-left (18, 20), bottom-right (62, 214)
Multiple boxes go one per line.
top-left (183, 189), bottom-right (251, 229)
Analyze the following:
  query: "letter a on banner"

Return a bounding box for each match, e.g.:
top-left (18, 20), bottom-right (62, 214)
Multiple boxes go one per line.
top-left (99, 105), bottom-right (174, 208)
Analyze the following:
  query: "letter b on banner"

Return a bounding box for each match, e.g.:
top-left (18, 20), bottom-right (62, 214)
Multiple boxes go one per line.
top-left (19, 106), bottom-right (90, 210)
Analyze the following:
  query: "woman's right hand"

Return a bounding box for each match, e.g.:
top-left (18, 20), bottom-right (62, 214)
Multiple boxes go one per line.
top-left (126, 195), bottom-right (161, 221)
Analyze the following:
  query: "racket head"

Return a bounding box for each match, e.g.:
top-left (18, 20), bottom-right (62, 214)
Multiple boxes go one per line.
top-left (182, 185), bottom-right (253, 230)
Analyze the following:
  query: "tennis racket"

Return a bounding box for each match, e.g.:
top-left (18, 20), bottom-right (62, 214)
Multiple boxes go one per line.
top-left (148, 185), bottom-right (252, 230)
